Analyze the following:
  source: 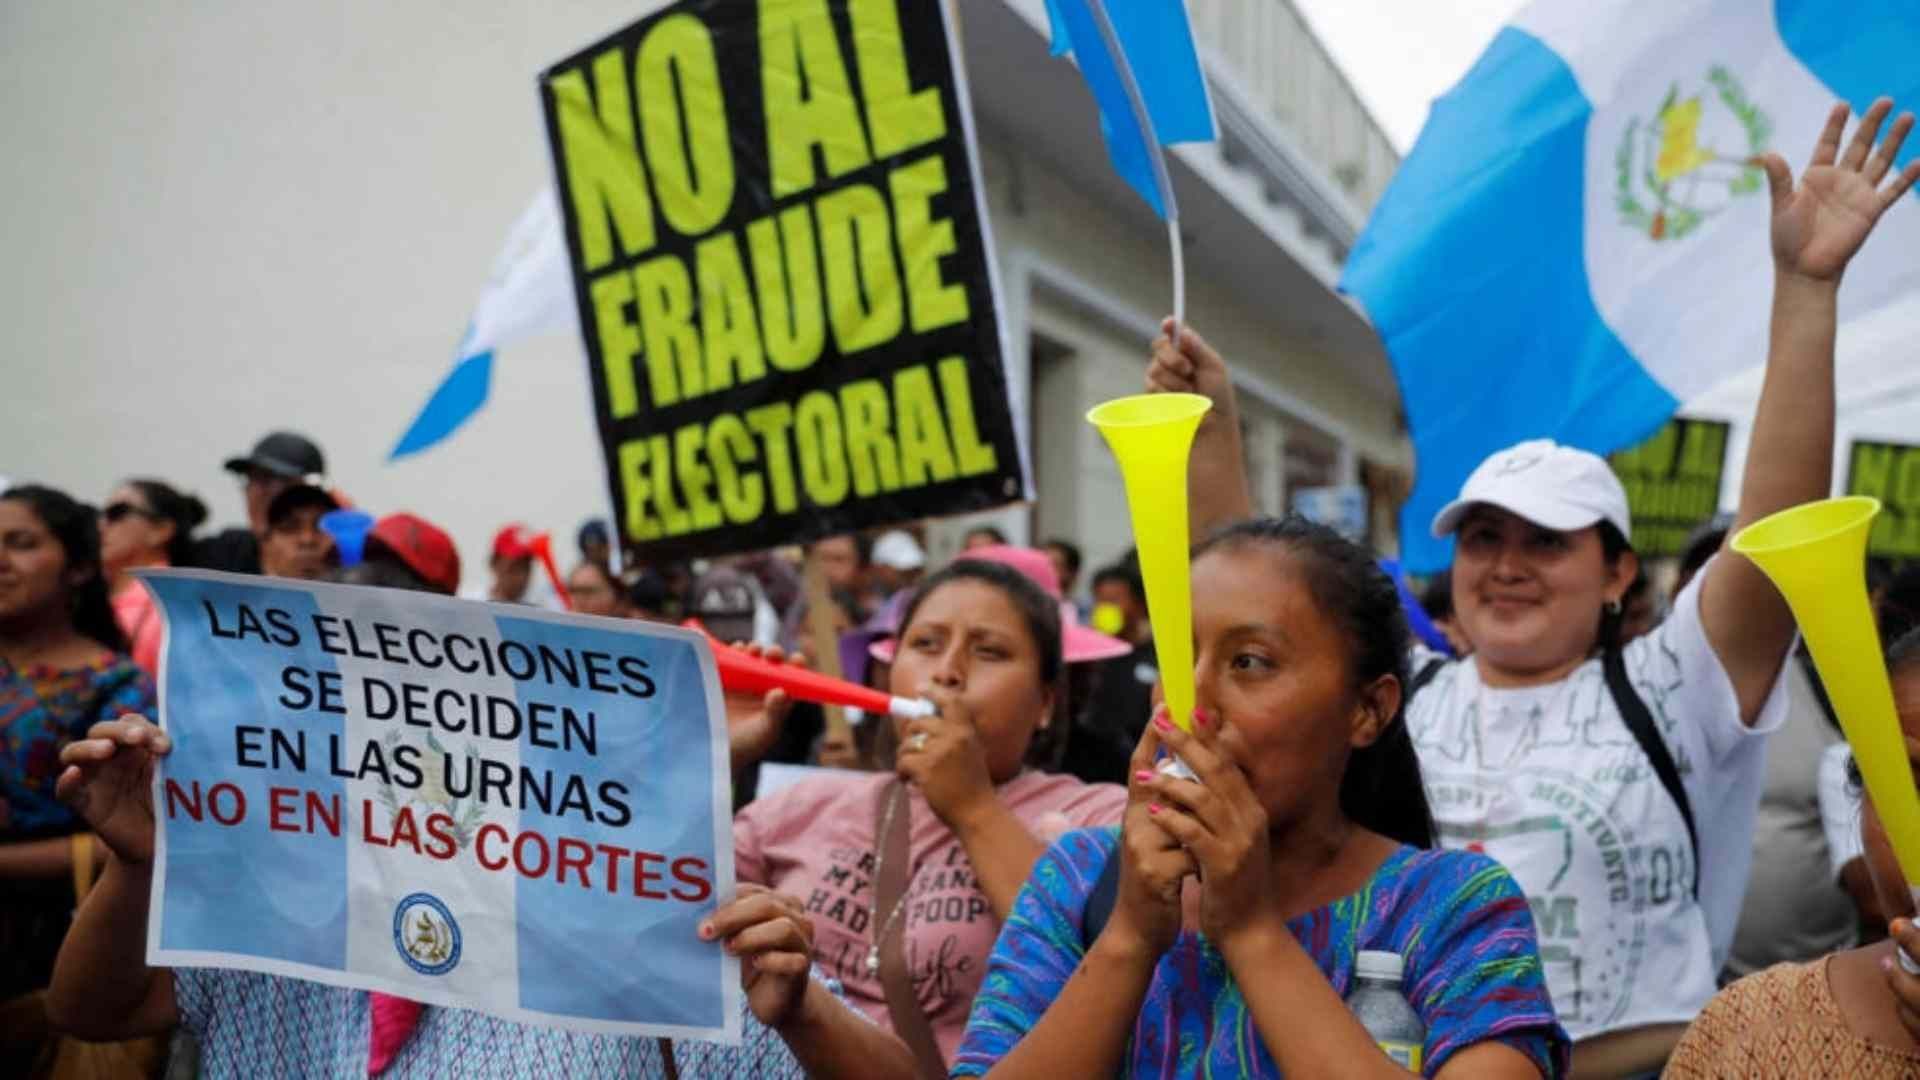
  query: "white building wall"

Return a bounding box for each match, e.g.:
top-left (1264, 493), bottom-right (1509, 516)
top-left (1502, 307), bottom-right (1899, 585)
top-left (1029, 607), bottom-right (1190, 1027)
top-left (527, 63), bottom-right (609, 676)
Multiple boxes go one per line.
top-left (1, 0), bottom-right (1403, 582)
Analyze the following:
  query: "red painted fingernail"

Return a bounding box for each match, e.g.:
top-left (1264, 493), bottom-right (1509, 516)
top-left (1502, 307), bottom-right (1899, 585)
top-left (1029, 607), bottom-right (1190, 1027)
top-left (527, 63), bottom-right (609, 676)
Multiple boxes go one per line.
top-left (1147, 803), bottom-right (1161, 815)
top-left (697, 922), bottom-right (714, 940)
top-left (1133, 770), bottom-right (1153, 783)
top-left (1192, 708), bottom-right (1209, 728)
top-left (1153, 714), bottom-right (1173, 733)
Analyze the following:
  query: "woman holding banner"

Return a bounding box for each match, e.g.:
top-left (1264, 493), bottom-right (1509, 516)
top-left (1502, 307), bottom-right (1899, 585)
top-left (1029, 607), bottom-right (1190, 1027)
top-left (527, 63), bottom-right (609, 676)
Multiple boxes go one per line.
top-left (1153, 98), bottom-right (1920, 1073)
top-left (734, 545), bottom-right (1131, 1072)
top-left (0, 484), bottom-right (157, 1067)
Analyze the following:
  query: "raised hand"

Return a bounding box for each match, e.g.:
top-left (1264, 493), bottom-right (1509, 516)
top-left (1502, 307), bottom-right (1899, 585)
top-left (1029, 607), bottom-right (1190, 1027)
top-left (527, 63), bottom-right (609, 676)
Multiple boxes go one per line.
top-left (724, 642), bottom-right (799, 771)
top-left (700, 884), bottom-right (816, 1029)
top-left (1133, 706), bottom-right (1279, 950)
top-left (1146, 319), bottom-right (1237, 433)
top-left (1763, 97), bottom-right (1919, 282)
top-left (56, 714), bottom-right (171, 865)
top-left (1102, 706), bottom-right (1196, 960)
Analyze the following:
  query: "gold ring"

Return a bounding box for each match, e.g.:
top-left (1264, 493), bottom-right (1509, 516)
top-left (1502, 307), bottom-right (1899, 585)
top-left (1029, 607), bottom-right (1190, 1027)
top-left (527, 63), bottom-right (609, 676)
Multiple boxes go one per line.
top-left (908, 732), bottom-right (928, 752)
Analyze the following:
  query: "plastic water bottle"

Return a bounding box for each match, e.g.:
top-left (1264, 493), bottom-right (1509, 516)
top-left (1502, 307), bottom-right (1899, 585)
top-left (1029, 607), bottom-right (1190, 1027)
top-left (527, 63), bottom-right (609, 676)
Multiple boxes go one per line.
top-left (1347, 950), bottom-right (1425, 1071)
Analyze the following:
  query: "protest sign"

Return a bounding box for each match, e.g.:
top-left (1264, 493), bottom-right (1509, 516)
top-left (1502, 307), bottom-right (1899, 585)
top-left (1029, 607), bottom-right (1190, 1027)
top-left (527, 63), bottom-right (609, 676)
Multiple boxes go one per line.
top-left (539, 0), bottom-right (1024, 562)
top-left (140, 569), bottom-right (739, 1042)
top-left (1607, 417), bottom-right (1729, 557)
top-left (1847, 439), bottom-right (1920, 559)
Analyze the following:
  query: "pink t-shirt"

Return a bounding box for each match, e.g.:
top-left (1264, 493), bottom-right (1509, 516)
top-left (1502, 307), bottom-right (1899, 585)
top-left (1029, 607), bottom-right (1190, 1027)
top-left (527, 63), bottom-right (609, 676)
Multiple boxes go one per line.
top-left (734, 770), bottom-right (1126, 1061)
top-left (112, 582), bottom-right (162, 677)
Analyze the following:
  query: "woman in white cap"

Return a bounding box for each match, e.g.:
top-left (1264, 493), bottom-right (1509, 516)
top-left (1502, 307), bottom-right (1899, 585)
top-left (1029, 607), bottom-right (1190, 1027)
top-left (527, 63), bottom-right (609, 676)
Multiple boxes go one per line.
top-left (1148, 98), bottom-right (1919, 1074)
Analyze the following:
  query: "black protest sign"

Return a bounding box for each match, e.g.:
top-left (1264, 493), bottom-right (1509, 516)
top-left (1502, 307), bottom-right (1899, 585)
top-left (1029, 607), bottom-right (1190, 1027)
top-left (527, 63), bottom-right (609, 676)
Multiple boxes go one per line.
top-left (1607, 418), bottom-right (1729, 557)
top-left (539, 0), bottom-right (1022, 561)
top-left (1847, 440), bottom-right (1920, 559)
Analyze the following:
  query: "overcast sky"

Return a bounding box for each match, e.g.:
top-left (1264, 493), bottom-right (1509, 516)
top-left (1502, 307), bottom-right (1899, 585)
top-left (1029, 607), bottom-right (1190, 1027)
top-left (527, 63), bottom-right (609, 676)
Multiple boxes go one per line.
top-left (1289, 0), bottom-right (1526, 152)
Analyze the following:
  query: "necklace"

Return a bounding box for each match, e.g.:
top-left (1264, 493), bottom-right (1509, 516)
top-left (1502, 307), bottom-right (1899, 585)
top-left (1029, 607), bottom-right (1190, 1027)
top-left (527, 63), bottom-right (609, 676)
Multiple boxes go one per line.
top-left (865, 784), bottom-right (915, 976)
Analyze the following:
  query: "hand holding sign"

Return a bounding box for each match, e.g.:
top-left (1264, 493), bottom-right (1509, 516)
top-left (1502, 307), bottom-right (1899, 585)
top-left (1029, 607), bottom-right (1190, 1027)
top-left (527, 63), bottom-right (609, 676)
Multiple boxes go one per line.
top-left (57, 714), bottom-right (172, 866)
top-left (722, 642), bottom-right (800, 770)
top-left (701, 884), bottom-right (814, 1030)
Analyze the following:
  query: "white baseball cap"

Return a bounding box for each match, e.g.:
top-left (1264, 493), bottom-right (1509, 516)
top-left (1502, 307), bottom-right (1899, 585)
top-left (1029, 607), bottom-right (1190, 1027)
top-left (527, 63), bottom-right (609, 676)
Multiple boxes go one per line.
top-left (1430, 439), bottom-right (1632, 541)
top-left (871, 529), bottom-right (926, 571)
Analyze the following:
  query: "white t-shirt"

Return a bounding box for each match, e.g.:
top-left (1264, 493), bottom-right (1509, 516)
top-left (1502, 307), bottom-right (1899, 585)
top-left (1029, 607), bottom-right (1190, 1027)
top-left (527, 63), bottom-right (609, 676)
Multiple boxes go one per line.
top-left (1406, 563), bottom-right (1788, 1040)
top-left (1819, 741), bottom-right (1865, 875)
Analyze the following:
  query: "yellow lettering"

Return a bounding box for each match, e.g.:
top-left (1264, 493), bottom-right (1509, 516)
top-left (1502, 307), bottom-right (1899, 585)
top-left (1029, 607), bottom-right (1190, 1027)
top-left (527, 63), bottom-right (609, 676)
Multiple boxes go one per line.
top-left (839, 379), bottom-right (899, 495)
top-left (893, 364), bottom-right (956, 485)
top-left (709, 414), bottom-right (765, 523)
top-left (889, 156), bottom-right (969, 333)
top-left (849, 0), bottom-right (946, 157)
top-left (637, 15), bottom-right (736, 237)
top-left (675, 423), bottom-right (723, 530)
top-left (634, 254), bottom-right (701, 407)
top-left (591, 271), bottom-right (642, 420)
top-left (695, 232), bottom-right (766, 394)
top-left (793, 391), bottom-right (850, 506)
top-left (618, 440), bottom-right (662, 541)
top-left (746, 403), bottom-right (802, 513)
top-left (940, 356), bottom-right (999, 476)
top-left (747, 208), bottom-right (826, 372)
top-left (550, 51), bottom-right (655, 271)
top-left (759, 0), bottom-right (872, 197)
top-left (647, 432), bottom-right (692, 535)
top-left (816, 184), bottom-right (903, 353)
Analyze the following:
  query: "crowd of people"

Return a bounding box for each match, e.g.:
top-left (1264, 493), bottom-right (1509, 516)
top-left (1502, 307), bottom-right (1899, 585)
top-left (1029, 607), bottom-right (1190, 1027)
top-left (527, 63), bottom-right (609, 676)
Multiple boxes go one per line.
top-left (3, 96), bottom-right (1919, 1078)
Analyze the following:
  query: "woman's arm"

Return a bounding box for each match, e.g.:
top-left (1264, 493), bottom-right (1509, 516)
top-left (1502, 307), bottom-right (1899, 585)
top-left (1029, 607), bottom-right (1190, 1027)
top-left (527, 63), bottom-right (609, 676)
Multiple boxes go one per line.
top-left (978, 930), bottom-right (1159, 1078)
top-left (1147, 319), bottom-right (1253, 539)
top-left (45, 716), bottom-right (179, 1039)
top-left (1703, 99), bottom-right (1919, 722)
top-left (945, 799), bottom-right (1046, 921)
top-left (704, 886), bottom-right (919, 1078)
top-left (0, 835), bottom-right (80, 878)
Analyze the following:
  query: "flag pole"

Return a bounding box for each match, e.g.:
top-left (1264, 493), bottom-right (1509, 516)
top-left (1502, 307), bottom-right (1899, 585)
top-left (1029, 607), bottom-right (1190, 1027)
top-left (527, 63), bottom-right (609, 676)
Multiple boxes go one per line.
top-left (1084, 0), bottom-right (1184, 331)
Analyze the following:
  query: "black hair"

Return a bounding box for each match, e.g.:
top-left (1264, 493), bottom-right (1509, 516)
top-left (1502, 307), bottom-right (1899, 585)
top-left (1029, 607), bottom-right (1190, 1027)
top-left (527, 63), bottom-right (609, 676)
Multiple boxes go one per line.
top-left (1593, 520), bottom-right (1637, 653)
top-left (1420, 569), bottom-right (1454, 621)
top-left (1043, 538), bottom-right (1083, 578)
top-left (1879, 565), bottom-right (1920, 646)
top-left (1, 485), bottom-right (128, 654)
top-left (331, 552), bottom-right (431, 594)
top-left (126, 478), bottom-right (209, 566)
top-left (963, 525), bottom-right (1009, 546)
top-left (1193, 516), bottom-right (1436, 849)
top-left (809, 532), bottom-right (872, 566)
top-left (1090, 561), bottom-right (1146, 604)
top-left (893, 558), bottom-right (1066, 766)
top-left (626, 570), bottom-right (674, 616)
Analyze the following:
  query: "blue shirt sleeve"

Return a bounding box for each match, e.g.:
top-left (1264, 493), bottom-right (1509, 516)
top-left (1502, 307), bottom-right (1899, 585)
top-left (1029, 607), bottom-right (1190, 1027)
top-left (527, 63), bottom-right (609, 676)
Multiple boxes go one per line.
top-left (1400, 852), bottom-right (1570, 1077)
top-left (951, 827), bottom-right (1115, 1077)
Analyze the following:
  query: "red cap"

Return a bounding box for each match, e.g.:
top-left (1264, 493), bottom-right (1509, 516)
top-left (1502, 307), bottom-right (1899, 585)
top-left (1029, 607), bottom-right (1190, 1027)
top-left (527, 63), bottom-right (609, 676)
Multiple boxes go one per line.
top-left (491, 524), bottom-right (535, 561)
top-left (370, 513), bottom-right (461, 595)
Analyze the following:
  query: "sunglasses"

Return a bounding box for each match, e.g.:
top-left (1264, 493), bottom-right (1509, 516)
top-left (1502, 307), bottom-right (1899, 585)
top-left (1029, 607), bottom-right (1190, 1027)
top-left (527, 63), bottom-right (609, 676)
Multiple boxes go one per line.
top-left (101, 502), bottom-right (157, 523)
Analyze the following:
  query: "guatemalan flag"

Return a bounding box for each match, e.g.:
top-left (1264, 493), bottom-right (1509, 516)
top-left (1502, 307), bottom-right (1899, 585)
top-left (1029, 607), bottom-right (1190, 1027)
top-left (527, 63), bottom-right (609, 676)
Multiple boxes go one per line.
top-left (1343, 0), bottom-right (1920, 572)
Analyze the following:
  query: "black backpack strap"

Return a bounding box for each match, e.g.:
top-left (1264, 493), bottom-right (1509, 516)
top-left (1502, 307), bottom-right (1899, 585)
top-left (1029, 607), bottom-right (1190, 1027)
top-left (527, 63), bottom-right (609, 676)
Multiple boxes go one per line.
top-left (1079, 833), bottom-right (1124, 951)
top-left (1601, 645), bottom-right (1699, 899)
top-left (1406, 657), bottom-right (1447, 701)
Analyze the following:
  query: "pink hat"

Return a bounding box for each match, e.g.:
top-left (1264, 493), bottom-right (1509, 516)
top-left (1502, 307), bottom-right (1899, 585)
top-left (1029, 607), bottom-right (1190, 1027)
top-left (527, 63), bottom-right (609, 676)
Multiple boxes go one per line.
top-left (869, 545), bottom-right (1131, 666)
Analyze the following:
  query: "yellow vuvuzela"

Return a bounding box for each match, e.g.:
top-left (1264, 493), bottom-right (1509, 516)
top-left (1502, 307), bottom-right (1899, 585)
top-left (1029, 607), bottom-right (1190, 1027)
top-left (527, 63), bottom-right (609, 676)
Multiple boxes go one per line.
top-left (1087, 393), bottom-right (1212, 734)
top-left (1733, 497), bottom-right (1920, 886)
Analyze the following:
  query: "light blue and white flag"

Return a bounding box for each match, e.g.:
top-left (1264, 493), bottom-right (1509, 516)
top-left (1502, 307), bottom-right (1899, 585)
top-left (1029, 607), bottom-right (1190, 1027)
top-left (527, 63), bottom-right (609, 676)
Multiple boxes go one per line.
top-left (1343, 0), bottom-right (1920, 571)
top-left (140, 569), bottom-right (739, 1041)
top-left (390, 190), bottom-right (576, 460)
top-left (1043, 0), bottom-right (1216, 218)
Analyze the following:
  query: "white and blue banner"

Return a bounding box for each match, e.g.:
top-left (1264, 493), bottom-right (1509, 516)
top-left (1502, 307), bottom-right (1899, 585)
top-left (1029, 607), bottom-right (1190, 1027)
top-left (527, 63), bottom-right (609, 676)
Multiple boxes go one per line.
top-left (139, 569), bottom-right (740, 1042)
top-left (1344, 0), bottom-right (1920, 571)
